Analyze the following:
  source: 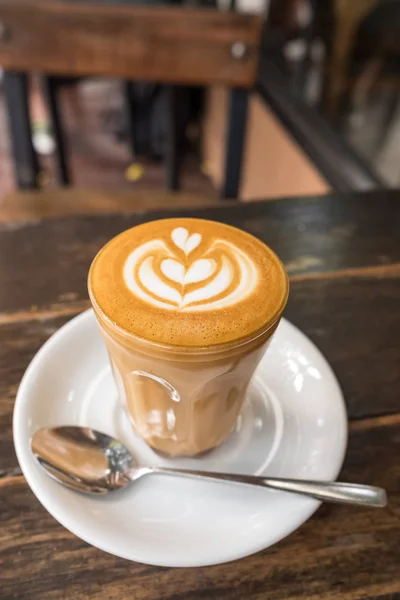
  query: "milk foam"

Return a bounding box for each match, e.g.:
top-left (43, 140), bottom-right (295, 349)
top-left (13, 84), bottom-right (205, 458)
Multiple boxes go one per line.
top-left (123, 227), bottom-right (258, 311)
top-left (90, 218), bottom-right (289, 347)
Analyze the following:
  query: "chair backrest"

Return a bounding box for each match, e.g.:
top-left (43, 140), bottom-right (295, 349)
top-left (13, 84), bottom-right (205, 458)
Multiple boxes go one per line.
top-left (0, 0), bottom-right (262, 87)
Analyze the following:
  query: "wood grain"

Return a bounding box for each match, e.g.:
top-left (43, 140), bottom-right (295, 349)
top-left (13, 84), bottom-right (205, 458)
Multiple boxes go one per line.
top-left (0, 0), bottom-right (261, 86)
top-left (1, 191), bottom-right (399, 315)
top-left (1, 416), bottom-right (399, 600)
top-left (0, 314), bottom-right (76, 473)
top-left (0, 190), bottom-right (399, 598)
top-left (286, 276), bottom-right (400, 418)
top-left (0, 190), bottom-right (220, 224)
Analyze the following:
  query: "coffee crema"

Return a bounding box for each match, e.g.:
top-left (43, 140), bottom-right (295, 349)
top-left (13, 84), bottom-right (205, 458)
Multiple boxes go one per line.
top-left (89, 218), bottom-right (288, 348)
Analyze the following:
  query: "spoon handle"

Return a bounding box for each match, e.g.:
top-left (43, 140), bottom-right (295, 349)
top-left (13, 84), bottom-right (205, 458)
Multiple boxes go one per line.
top-left (149, 468), bottom-right (387, 508)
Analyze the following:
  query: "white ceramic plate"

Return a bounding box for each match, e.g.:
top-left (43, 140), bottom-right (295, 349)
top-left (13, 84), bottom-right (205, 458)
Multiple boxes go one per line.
top-left (14, 310), bottom-right (347, 567)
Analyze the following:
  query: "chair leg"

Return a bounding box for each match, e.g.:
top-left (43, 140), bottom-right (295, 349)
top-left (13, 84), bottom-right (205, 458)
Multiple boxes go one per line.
top-left (41, 75), bottom-right (71, 186)
top-left (221, 88), bottom-right (249, 200)
top-left (3, 71), bottom-right (39, 189)
top-left (123, 81), bottom-right (137, 157)
top-left (165, 85), bottom-right (180, 191)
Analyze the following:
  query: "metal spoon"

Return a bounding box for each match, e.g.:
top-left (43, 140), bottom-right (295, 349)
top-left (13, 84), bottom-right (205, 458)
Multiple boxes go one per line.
top-left (31, 426), bottom-right (387, 507)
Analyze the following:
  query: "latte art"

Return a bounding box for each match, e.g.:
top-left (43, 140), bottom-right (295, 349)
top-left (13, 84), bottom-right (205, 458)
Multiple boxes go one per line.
top-left (89, 218), bottom-right (288, 347)
top-left (123, 227), bottom-right (258, 311)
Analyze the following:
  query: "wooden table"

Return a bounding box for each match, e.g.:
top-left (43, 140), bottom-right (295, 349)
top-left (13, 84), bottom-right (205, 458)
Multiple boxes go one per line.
top-left (1, 190), bottom-right (399, 599)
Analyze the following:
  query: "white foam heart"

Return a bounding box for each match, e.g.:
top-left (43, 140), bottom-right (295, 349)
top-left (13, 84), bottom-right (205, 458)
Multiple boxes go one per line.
top-left (185, 233), bottom-right (201, 255)
top-left (185, 259), bottom-right (216, 284)
top-left (161, 258), bottom-right (216, 285)
top-left (161, 259), bottom-right (185, 284)
top-left (171, 227), bottom-right (188, 252)
top-left (171, 228), bottom-right (201, 255)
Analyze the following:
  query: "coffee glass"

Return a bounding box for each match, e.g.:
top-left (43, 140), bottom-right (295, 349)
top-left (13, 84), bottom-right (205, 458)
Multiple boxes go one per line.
top-left (88, 218), bottom-right (288, 457)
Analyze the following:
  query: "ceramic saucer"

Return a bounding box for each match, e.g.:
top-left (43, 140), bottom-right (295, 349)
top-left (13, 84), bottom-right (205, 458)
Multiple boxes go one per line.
top-left (14, 310), bottom-right (347, 567)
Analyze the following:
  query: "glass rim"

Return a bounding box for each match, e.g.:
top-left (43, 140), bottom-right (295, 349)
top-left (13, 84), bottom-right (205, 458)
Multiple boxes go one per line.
top-left (87, 219), bottom-right (289, 356)
top-left (88, 279), bottom-right (289, 357)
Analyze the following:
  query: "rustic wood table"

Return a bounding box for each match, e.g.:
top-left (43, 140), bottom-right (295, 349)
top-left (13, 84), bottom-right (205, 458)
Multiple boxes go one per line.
top-left (1, 190), bottom-right (399, 599)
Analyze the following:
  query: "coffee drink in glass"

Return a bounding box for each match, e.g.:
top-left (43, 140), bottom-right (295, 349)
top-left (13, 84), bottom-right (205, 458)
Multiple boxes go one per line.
top-left (88, 218), bottom-right (288, 456)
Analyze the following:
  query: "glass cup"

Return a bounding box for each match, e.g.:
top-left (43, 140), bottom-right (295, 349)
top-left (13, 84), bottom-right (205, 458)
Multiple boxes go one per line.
top-left (89, 309), bottom-right (284, 456)
top-left (88, 226), bottom-right (288, 457)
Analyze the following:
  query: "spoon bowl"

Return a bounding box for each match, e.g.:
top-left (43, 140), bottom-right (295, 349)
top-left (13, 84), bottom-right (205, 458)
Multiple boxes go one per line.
top-left (31, 426), bottom-right (138, 494)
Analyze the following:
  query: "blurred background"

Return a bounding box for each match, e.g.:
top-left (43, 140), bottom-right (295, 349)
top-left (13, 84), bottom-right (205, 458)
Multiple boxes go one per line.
top-left (0, 0), bottom-right (398, 213)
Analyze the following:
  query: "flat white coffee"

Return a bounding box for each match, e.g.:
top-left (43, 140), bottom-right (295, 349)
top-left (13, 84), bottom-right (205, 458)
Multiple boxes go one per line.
top-left (89, 218), bottom-right (288, 348)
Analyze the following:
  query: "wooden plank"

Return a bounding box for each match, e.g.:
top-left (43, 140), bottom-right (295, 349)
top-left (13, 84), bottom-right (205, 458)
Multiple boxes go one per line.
top-left (1, 416), bottom-right (399, 600)
top-left (0, 314), bottom-right (77, 473)
top-left (0, 190), bottom-right (220, 224)
top-left (0, 0), bottom-right (261, 86)
top-left (1, 192), bottom-right (400, 315)
top-left (286, 277), bottom-right (400, 419)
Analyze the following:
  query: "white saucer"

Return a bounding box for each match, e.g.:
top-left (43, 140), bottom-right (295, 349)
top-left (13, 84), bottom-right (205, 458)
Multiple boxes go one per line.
top-left (14, 310), bottom-right (347, 567)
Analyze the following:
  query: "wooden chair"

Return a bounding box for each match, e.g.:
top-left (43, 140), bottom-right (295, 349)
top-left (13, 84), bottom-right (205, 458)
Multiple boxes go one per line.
top-left (0, 0), bottom-right (262, 199)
